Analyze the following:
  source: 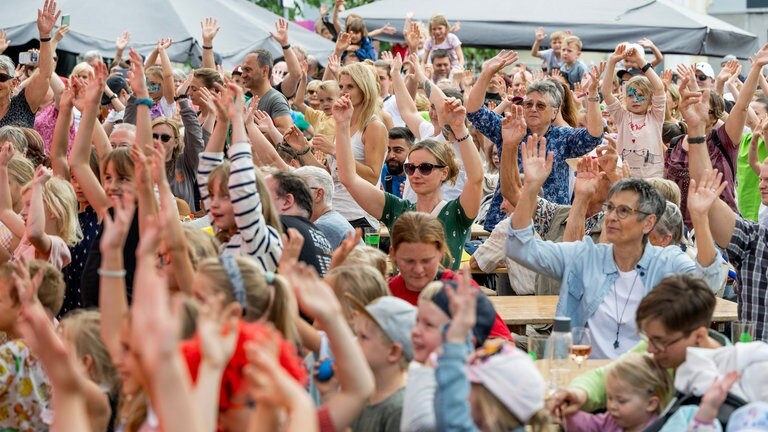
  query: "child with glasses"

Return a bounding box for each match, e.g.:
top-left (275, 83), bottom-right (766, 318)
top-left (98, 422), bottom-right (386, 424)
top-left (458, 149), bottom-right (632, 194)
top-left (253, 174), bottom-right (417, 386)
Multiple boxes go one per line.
top-left (602, 42), bottom-right (667, 178)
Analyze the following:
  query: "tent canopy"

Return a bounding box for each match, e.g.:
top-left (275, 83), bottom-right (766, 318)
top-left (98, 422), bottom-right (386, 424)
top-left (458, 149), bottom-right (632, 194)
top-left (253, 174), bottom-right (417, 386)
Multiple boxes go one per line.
top-left (0, 0), bottom-right (334, 68)
top-left (344, 0), bottom-right (758, 58)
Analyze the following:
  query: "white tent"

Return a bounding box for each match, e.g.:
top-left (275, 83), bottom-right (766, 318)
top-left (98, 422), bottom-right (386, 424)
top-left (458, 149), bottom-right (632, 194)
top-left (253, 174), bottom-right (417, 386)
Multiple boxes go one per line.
top-left (0, 0), bottom-right (334, 67)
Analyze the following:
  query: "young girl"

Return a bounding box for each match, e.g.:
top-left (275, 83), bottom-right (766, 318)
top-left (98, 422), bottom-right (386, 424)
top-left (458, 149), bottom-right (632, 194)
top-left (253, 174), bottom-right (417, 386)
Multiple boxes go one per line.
top-left (142, 39), bottom-right (176, 120)
top-left (602, 43), bottom-right (666, 178)
top-left (565, 353), bottom-right (673, 432)
top-left (343, 15), bottom-right (376, 62)
top-left (422, 14), bottom-right (463, 70)
top-left (152, 116), bottom-right (204, 212)
top-left (0, 153), bottom-right (82, 270)
top-left (0, 155), bottom-right (33, 261)
top-left (197, 81), bottom-right (283, 270)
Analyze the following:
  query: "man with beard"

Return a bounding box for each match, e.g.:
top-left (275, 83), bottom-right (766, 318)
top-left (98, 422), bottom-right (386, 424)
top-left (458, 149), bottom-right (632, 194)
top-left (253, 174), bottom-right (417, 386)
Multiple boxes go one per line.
top-left (380, 127), bottom-right (415, 198)
top-left (241, 48), bottom-right (293, 133)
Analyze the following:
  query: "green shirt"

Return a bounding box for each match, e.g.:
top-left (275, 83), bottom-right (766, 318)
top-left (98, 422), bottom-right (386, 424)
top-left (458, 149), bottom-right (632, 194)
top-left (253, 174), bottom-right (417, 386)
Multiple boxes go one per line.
top-left (736, 133), bottom-right (768, 221)
top-left (381, 193), bottom-right (473, 270)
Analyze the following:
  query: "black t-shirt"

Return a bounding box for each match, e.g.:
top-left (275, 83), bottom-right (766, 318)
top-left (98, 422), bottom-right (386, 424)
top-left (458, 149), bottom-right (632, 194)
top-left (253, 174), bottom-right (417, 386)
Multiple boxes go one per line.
top-left (280, 215), bottom-right (332, 277)
top-left (81, 209), bottom-right (140, 307)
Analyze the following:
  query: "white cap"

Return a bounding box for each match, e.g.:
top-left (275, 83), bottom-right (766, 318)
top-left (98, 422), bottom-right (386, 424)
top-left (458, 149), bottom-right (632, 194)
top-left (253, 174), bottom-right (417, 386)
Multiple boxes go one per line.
top-left (695, 62), bottom-right (715, 80)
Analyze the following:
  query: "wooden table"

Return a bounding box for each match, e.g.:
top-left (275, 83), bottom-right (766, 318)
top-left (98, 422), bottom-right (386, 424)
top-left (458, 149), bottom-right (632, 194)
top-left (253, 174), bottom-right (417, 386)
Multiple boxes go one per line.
top-left (491, 295), bottom-right (739, 335)
top-left (379, 223), bottom-right (490, 239)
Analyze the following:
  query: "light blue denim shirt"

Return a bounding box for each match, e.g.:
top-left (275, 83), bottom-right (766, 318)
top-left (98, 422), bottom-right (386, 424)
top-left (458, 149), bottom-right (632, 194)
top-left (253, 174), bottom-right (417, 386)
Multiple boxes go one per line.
top-left (505, 223), bottom-right (723, 328)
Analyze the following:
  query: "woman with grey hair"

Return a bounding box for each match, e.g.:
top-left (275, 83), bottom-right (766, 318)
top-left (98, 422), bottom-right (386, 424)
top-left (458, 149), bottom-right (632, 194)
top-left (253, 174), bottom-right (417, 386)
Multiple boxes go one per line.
top-left (0, 1), bottom-right (59, 128)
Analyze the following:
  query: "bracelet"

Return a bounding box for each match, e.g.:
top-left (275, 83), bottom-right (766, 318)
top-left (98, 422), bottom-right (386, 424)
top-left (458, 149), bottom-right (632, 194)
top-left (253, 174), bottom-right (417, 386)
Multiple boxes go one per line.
top-left (296, 145), bottom-right (312, 156)
top-left (39, 36), bottom-right (51, 42)
top-left (587, 96), bottom-right (600, 102)
top-left (98, 268), bottom-right (127, 278)
top-left (174, 94), bottom-right (189, 101)
top-left (281, 43), bottom-right (291, 50)
top-left (202, 45), bottom-right (213, 50)
top-left (641, 62), bottom-right (653, 73)
top-left (109, 94), bottom-right (118, 100)
top-left (687, 135), bottom-right (706, 144)
top-left (456, 133), bottom-right (471, 143)
top-left (135, 97), bottom-right (153, 108)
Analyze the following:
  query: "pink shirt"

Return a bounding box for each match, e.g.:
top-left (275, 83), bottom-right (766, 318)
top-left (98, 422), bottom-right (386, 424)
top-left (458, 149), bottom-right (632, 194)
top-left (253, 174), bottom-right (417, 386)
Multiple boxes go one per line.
top-left (566, 411), bottom-right (658, 432)
top-left (607, 93), bottom-right (666, 178)
top-left (13, 235), bottom-right (71, 270)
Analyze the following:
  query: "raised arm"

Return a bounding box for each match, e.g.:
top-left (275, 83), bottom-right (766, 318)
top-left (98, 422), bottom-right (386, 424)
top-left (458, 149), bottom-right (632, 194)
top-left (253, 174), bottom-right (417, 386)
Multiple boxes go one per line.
top-left (466, 50), bottom-right (518, 114)
top-left (563, 157), bottom-right (601, 242)
top-left (748, 116), bottom-right (767, 175)
top-left (271, 19), bottom-right (301, 98)
top-left (391, 53), bottom-right (427, 138)
top-left (0, 144), bottom-right (25, 239)
top-left (512, 135), bottom-right (553, 230)
top-left (333, 95), bottom-right (386, 218)
top-left (725, 45), bottom-right (768, 145)
top-left (531, 27), bottom-right (546, 58)
top-left (499, 106), bottom-right (525, 207)
top-left (200, 18), bottom-right (219, 69)
top-left (50, 86), bottom-right (75, 180)
top-left (688, 169), bottom-right (726, 268)
top-left (157, 41), bottom-right (177, 104)
top-left (439, 98), bottom-right (484, 218)
top-left (109, 31), bottom-right (130, 70)
top-left (24, 0), bottom-right (59, 112)
top-left (638, 38), bottom-right (663, 67)
top-left (25, 167), bottom-right (56, 256)
top-left (603, 44), bottom-right (627, 106)
top-left (294, 69), bottom-right (309, 113)
top-left (715, 60), bottom-right (738, 97)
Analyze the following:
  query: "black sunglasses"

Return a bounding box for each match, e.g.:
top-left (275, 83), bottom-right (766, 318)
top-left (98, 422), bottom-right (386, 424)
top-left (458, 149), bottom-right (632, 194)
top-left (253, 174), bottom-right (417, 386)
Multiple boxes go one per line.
top-left (152, 133), bottom-right (173, 143)
top-left (696, 74), bottom-right (709, 81)
top-left (404, 162), bottom-right (446, 176)
top-left (0, 73), bottom-right (13, 83)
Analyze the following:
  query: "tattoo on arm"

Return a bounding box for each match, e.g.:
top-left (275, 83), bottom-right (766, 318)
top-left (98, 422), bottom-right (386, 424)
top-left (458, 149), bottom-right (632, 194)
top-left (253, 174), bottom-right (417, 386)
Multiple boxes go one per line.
top-left (424, 80), bottom-right (432, 98)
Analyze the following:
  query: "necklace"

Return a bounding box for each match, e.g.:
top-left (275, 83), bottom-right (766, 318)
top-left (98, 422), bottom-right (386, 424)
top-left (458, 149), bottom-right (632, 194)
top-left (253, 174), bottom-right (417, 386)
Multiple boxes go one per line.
top-left (613, 271), bottom-right (640, 349)
top-left (628, 113), bottom-right (646, 144)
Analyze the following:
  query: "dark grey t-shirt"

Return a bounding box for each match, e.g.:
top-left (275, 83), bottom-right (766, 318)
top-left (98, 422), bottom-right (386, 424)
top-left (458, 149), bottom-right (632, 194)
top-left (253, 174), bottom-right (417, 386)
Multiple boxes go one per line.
top-left (351, 387), bottom-right (405, 432)
top-left (257, 87), bottom-right (291, 121)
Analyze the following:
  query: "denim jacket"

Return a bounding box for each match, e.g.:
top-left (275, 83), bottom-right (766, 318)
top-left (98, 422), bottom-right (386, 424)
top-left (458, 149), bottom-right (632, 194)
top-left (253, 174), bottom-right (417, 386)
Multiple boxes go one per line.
top-left (505, 223), bottom-right (723, 328)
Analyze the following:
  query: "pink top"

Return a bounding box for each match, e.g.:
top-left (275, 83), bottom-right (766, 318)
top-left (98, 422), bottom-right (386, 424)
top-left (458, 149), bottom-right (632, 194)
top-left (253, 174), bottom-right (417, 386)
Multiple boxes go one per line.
top-left (35, 104), bottom-right (76, 156)
top-left (424, 33), bottom-right (462, 69)
top-left (13, 235), bottom-right (71, 270)
top-left (566, 411), bottom-right (658, 432)
top-left (607, 93), bottom-right (666, 178)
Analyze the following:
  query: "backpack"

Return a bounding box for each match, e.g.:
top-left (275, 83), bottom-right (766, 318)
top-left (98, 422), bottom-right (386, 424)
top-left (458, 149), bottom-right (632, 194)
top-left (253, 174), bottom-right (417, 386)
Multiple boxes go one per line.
top-left (644, 391), bottom-right (747, 431)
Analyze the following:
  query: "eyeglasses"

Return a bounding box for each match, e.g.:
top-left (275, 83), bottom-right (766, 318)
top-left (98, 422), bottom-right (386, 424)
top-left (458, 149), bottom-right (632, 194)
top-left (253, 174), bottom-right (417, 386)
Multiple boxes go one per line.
top-left (0, 73), bottom-right (13, 83)
top-left (696, 74), bottom-right (709, 82)
top-left (153, 133), bottom-right (173, 143)
top-left (522, 101), bottom-right (550, 111)
top-left (639, 332), bottom-right (689, 353)
top-left (601, 202), bottom-right (651, 219)
top-left (404, 162), bottom-right (446, 176)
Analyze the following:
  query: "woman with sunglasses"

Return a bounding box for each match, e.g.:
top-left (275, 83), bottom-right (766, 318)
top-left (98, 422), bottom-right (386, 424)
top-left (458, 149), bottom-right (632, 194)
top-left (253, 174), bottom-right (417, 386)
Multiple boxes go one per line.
top-left (0, 0), bottom-right (58, 128)
top-left (335, 94), bottom-right (483, 270)
top-left (152, 115), bottom-right (204, 212)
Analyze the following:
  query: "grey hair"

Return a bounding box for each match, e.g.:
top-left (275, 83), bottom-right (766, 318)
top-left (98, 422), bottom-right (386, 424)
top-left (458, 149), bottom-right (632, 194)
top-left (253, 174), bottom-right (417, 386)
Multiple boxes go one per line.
top-left (295, 165), bottom-right (334, 206)
top-left (112, 123), bottom-right (137, 135)
top-left (0, 55), bottom-right (14, 76)
top-left (0, 126), bottom-right (29, 152)
top-left (607, 178), bottom-right (667, 224)
top-left (82, 50), bottom-right (102, 63)
top-left (652, 201), bottom-right (684, 246)
top-left (526, 79), bottom-right (563, 111)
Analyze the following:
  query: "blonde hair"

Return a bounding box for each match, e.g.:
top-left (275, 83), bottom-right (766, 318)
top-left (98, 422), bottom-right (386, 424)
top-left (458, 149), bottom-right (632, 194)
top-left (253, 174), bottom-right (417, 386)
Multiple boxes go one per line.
top-left (21, 176), bottom-right (83, 246)
top-left (339, 62), bottom-right (380, 132)
top-left (7, 155), bottom-right (34, 189)
top-left (307, 79), bottom-right (322, 94)
top-left (70, 62), bottom-right (95, 79)
top-left (408, 139), bottom-right (460, 185)
top-left (606, 352), bottom-right (674, 413)
top-left (152, 117), bottom-right (184, 174)
top-left (550, 31), bottom-right (566, 42)
top-left (326, 265), bottom-right (389, 322)
top-left (563, 35), bottom-right (582, 51)
top-left (626, 76), bottom-right (653, 106)
top-left (355, 312), bottom-right (409, 370)
top-left (145, 65), bottom-right (162, 81)
top-left (665, 83), bottom-right (682, 122)
top-left (646, 177), bottom-right (682, 208)
top-left (429, 14), bottom-right (450, 32)
top-left (344, 245), bottom-right (388, 277)
top-left (60, 310), bottom-right (119, 395)
top-left (2, 260), bottom-right (65, 316)
top-left (317, 79), bottom-right (340, 95)
top-left (196, 257), bottom-right (298, 343)
top-left (391, 212), bottom-right (451, 265)
top-left (472, 384), bottom-right (550, 432)
top-left (182, 227), bottom-right (219, 268)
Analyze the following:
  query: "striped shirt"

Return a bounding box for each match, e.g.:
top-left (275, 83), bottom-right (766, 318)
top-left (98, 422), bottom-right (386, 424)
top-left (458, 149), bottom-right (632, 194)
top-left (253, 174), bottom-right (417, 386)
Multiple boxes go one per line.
top-left (197, 142), bottom-right (282, 271)
top-left (727, 217), bottom-right (768, 341)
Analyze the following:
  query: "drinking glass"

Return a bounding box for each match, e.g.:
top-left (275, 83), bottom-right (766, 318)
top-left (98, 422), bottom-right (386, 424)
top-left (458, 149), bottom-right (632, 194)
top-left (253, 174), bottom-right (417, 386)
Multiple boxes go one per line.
top-left (363, 226), bottom-right (380, 248)
top-left (570, 327), bottom-right (592, 368)
top-left (732, 321), bottom-right (755, 344)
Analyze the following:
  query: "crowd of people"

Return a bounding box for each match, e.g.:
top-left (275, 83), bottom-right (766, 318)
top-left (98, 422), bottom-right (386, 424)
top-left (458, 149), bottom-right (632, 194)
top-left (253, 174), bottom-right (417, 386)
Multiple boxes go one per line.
top-left (0, 0), bottom-right (767, 430)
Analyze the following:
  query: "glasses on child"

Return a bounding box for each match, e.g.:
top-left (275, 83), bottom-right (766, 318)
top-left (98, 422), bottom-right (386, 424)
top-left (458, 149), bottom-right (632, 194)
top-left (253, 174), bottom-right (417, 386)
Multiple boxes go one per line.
top-left (601, 202), bottom-right (651, 220)
top-left (639, 332), bottom-right (689, 352)
top-left (404, 162), bottom-right (446, 176)
top-left (153, 133), bottom-right (173, 143)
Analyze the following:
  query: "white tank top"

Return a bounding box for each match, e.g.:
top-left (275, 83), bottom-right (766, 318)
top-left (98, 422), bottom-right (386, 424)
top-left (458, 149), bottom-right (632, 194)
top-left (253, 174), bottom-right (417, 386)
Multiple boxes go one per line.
top-left (328, 128), bottom-right (381, 229)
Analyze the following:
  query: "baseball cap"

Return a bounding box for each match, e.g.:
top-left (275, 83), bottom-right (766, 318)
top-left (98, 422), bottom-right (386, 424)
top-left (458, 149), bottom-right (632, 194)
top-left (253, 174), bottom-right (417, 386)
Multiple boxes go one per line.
top-left (430, 280), bottom-right (496, 347)
top-left (721, 54), bottom-right (738, 66)
top-left (232, 65), bottom-right (243, 76)
top-left (355, 296), bottom-right (417, 361)
top-left (727, 401), bottom-right (768, 432)
top-left (695, 62), bottom-right (715, 80)
top-left (616, 68), bottom-right (642, 81)
top-left (101, 76), bottom-right (129, 106)
top-left (467, 344), bottom-right (545, 423)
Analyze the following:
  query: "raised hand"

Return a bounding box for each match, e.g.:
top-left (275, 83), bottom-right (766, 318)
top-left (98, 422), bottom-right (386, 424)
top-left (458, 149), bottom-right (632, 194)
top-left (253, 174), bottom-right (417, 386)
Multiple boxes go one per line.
top-left (54, 25), bottom-right (69, 43)
top-left (535, 27), bottom-right (546, 42)
top-left (390, 53), bottom-right (403, 75)
top-left (156, 37), bottom-right (172, 51)
top-left (37, 0), bottom-right (61, 36)
top-left (270, 18), bottom-right (290, 47)
top-left (32, 165), bottom-right (52, 186)
top-left (126, 49), bottom-right (149, 98)
top-left (678, 81), bottom-right (710, 128)
top-left (197, 292), bottom-right (239, 369)
top-left (99, 191), bottom-right (136, 254)
top-left (0, 30), bottom-right (11, 54)
top-left (750, 43), bottom-right (768, 68)
top-left (253, 108), bottom-right (276, 135)
top-left (444, 265), bottom-right (477, 343)
top-left (283, 125), bottom-right (310, 153)
top-left (115, 31), bottom-right (131, 51)
top-left (278, 228), bottom-right (305, 273)
top-left (609, 43), bottom-right (627, 63)
top-left (501, 104), bottom-right (526, 146)
top-left (84, 61), bottom-right (108, 106)
top-left (327, 54), bottom-right (341, 76)
top-left (335, 32), bottom-right (351, 54)
top-left (587, 62), bottom-right (605, 94)
top-left (0, 142), bottom-right (15, 165)
top-left (520, 134), bottom-right (553, 188)
top-left (200, 18), bottom-right (220, 44)
top-left (660, 69), bottom-right (673, 88)
top-left (573, 156), bottom-right (604, 200)
top-left (286, 263), bottom-right (342, 322)
top-left (596, 144), bottom-right (620, 180)
top-left (437, 97), bottom-right (467, 136)
top-left (380, 50), bottom-right (394, 63)
top-left (311, 134), bottom-right (336, 157)
top-left (329, 228), bottom-right (362, 269)
top-left (403, 22), bottom-right (421, 50)
top-left (481, 50), bottom-right (519, 75)
top-left (331, 95), bottom-right (354, 125)
top-left (688, 169), bottom-right (727, 219)
top-left (695, 371), bottom-right (741, 424)
top-left (718, 60), bottom-right (739, 82)
top-left (377, 24), bottom-right (396, 35)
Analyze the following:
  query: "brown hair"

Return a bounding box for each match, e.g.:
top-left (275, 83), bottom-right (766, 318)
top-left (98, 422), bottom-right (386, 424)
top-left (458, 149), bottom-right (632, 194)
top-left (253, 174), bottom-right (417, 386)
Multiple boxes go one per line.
top-left (408, 139), bottom-right (460, 185)
top-left (102, 147), bottom-right (134, 184)
top-left (192, 68), bottom-right (223, 89)
top-left (635, 275), bottom-right (716, 333)
top-left (326, 265), bottom-right (389, 322)
top-left (428, 14), bottom-right (450, 32)
top-left (563, 35), bottom-right (582, 51)
top-left (391, 212), bottom-right (451, 264)
top-left (152, 117), bottom-right (183, 170)
top-left (709, 91), bottom-right (726, 121)
top-left (646, 177), bottom-right (682, 208)
top-left (2, 260), bottom-right (65, 316)
top-left (344, 15), bottom-right (369, 38)
top-left (606, 352), bottom-right (674, 412)
top-left (61, 310), bottom-right (120, 395)
top-left (544, 78), bottom-right (577, 127)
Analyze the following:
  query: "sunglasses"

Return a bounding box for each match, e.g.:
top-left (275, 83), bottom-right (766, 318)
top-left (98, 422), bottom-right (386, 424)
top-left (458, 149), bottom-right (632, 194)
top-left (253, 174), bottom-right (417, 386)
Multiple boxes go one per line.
top-left (696, 74), bottom-right (709, 82)
top-left (153, 133), bottom-right (173, 143)
top-left (404, 162), bottom-right (446, 176)
top-left (0, 73), bottom-right (13, 83)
